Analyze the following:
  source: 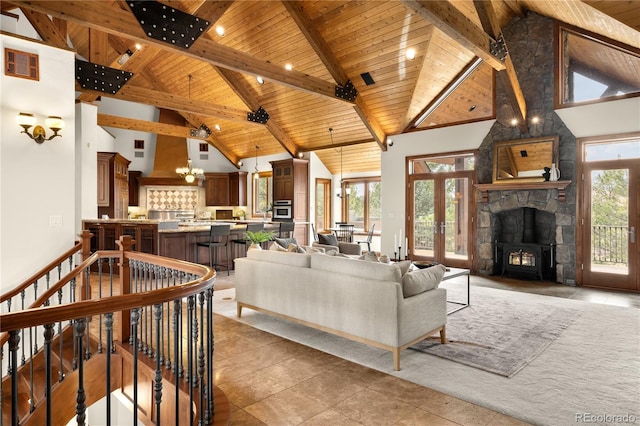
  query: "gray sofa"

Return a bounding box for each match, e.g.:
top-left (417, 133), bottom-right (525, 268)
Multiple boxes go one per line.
top-left (234, 249), bottom-right (447, 370)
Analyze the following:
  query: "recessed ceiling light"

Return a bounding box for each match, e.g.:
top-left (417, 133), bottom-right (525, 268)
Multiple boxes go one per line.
top-left (406, 48), bottom-right (416, 60)
top-left (469, 105), bottom-right (476, 112)
top-left (284, 63), bottom-right (293, 71)
top-left (135, 43), bottom-right (142, 50)
top-left (215, 26), bottom-right (225, 37)
top-left (256, 76), bottom-right (264, 85)
top-left (214, 124), bottom-right (221, 131)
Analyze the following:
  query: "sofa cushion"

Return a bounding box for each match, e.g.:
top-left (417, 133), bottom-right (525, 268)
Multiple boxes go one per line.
top-left (246, 248), bottom-right (311, 268)
top-left (402, 264), bottom-right (446, 297)
top-left (318, 233), bottom-right (338, 247)
top-left (311, 253), bottom-right (402, 283)
top-left (269, 241), bottom-right (287, 251)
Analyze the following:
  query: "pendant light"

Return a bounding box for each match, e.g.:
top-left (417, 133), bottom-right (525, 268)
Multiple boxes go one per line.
top-left (253, 145), bottom-right (260, 179)
top-left (330, 128), bottom-right (350, 198)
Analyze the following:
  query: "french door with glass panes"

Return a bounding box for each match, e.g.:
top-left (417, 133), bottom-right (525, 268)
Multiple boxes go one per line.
top-left (408, 171), bottom-right (474, 269)
top-left (580, 136), bottom-right (639, 291)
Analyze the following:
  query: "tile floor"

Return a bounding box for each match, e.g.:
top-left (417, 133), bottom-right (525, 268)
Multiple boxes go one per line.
top-left (212, 274), bottom-right (639, 425)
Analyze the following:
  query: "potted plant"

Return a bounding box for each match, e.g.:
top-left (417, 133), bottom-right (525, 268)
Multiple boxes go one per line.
top-left (245, 229), bottom-right (276, 250)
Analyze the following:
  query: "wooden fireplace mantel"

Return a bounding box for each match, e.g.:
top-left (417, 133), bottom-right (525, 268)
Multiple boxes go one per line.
top-left (475, 180), bottom-right (571, 202)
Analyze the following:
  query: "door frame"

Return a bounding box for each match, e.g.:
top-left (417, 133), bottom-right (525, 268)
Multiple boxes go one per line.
top-left (576, 132), bottom-right (640, 291)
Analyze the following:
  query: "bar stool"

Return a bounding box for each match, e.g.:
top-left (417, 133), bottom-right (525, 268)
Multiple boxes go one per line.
top-left (232, 223), bottom-right (264, 257)
top-left (195, 224), bottom-right (231, 276)
top-left (278, 221), bottom-right (295, 238)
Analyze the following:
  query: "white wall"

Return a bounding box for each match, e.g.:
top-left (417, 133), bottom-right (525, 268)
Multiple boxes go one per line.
top-left (380, 120), bottom-right (495, 256)
top-left (556, 97), bottom-right (640, 138)
top-left (1, 34), bottom-right (76, 289)
top-left (76, 102), bottom-right (99, 230)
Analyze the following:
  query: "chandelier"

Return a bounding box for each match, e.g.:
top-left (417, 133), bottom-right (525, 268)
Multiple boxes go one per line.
top-left (176, 159), bottom-right (204, 183)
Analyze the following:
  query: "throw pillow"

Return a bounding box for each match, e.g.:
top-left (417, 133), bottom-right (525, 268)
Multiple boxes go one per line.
top-left (396, 260), bottom-right (412, 276)
top-left (358, 252), bottom-right (379, 262)
top-left (317, 233), bottom-right (338, 247)
top-left (379, 254), bottom-right (391, 264)
top-left (269, 242), bottom-right (287, 251)
top-left (402, 264), bottom-right (446, 297)
top-left (287, 243), bottom-right (306, 253)
top-left (274, 237), bottom-right (297, 249)
top-left (325, 248), bottom-right (339, 256)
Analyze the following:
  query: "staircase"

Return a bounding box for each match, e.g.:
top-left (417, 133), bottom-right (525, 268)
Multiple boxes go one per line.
top-left (1, 232), bottom-right (230, 425)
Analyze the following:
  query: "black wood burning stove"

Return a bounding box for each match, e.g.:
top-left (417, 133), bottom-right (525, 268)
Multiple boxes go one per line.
top-left (494, 207), bottom-right (556, 281)
top-left (499, 242), bottom-right (554, 280)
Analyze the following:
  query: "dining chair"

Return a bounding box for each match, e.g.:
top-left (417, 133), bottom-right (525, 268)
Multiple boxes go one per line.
top-left (335, 224), bottom-right (355, 243)
top-left (356, 224), bottom-right (375, 252)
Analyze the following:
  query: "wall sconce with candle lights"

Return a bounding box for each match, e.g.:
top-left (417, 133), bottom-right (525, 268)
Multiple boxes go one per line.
top-left (17, 112), bottom-right (64, 144)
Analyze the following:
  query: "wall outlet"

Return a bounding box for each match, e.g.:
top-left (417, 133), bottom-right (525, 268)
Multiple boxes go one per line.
top-left (49, 215), bottom-right (63, 228)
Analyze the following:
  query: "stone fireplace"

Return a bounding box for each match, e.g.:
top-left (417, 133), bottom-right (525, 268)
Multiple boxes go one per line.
top-left (474, 12), bottom-right (577, 284)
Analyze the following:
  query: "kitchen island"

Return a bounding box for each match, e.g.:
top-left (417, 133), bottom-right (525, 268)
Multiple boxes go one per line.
top-left (82, 219), bottom-right (285, 267)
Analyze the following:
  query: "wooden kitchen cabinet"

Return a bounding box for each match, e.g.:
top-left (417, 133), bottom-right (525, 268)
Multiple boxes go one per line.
top-left (98, 152), bottom-right (131, 219)
top-left (204, 173), bottom-right (230, 206)
top-left (128, 170), bottom-right (142, 207)
top-left (205, 172), bottom-right (248, 206)
top-left (83, 220), bottom-right (158, 255)
top-left (271, 159), bottom-right (308, 221)
top-left (228, 171), bottom-right (247, 206)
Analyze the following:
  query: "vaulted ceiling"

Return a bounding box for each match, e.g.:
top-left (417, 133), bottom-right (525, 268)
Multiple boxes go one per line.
top-left (3, 1), bottom-right (639, 174)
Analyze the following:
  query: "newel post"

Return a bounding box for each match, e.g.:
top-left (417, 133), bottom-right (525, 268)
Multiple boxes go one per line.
top-left (80, 229), bottom-right (93, 260)
top-left (117, 235), bottom-right (134, 342)
top-left (78, 230), bottom-right (94, 301)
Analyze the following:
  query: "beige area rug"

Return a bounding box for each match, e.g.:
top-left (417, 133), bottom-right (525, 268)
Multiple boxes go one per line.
top-left (212, 280), bottom-right (640, 426)
top-left (410, 296), bottom-right (582, 377)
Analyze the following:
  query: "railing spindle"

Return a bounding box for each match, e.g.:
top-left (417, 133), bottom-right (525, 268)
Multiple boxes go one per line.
top-left (43, 323), bottom-right (55, 426)
top-left (9, 330), bottom-right (20, 426)
top-left (153, 303), bottom-right (163, 425)
top-left (131, 308), bottom-right (140, 426)
top-left (207, 286), bottom-right (214, 421)
top-left (75, 318), bottom-right (87, 426)
top-left (105, 312), bottom-right (114, 426)
top-left (198, 291), bottom-right (205, 426)
top-left (173, 299), bottom-right (181, 425)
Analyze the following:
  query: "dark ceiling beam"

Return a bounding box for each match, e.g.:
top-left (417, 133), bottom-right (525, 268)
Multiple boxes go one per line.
top-left (401, 0), bottom-right (506, 71)
top-left (474, 0), bottom-right (528, 133)
top-left (10, 1), bottom-right (354, 105)
top-left (282, 0), bottom-right (388, 152)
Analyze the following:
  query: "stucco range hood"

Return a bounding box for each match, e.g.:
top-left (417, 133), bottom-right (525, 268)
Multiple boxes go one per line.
top-left (138, 109), bottom-right (203, 187)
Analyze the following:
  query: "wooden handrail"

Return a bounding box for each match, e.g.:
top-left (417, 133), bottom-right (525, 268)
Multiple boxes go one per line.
top-left (0, 240), bottom-right (83, 304)
top-left (0, 250), bottom-right (214, 339)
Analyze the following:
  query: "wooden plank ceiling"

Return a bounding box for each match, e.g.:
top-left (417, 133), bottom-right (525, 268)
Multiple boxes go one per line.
top-left (3, 0), bottom-right (639, 174)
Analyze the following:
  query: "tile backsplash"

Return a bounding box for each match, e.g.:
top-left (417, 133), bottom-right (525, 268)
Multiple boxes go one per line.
top-left (147, 187), bottom-right (200, 210)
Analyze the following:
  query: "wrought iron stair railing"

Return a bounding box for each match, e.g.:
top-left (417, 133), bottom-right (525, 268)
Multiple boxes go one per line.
top-left (0, 232), bottom-right (223, 426)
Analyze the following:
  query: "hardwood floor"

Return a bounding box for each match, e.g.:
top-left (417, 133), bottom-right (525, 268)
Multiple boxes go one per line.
top-left (211, 272), bottom-right (639, 425)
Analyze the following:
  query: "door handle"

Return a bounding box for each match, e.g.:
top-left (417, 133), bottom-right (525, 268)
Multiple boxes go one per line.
top-left (440, 222), bottom-right (446, 234)
top-left (630, 226), bottom-right (636, 243)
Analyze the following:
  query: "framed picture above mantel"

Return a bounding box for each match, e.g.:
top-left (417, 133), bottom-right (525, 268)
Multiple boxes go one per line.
top-left (492, 136), bottom-right (559, 184)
